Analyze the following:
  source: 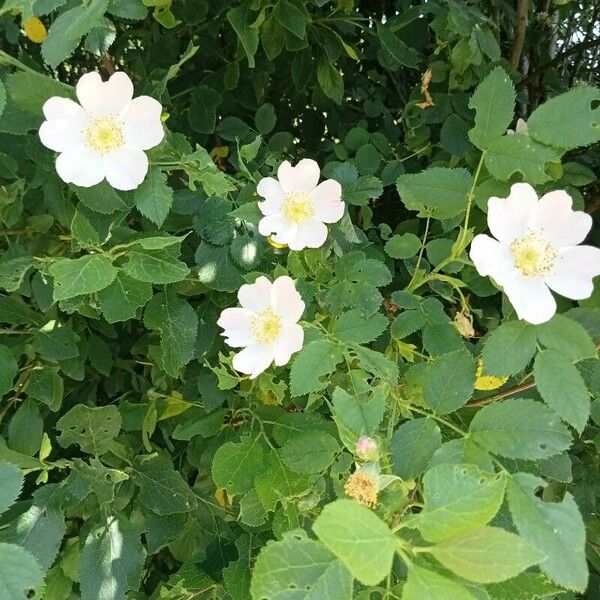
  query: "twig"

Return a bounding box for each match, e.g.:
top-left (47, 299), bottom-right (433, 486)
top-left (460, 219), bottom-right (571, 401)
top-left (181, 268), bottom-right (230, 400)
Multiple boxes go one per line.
top-left (510, 0), bottom-right (529, 71)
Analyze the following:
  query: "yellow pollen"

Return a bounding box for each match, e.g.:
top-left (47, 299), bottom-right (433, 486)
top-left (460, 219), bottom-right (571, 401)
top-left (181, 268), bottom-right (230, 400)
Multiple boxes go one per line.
top-left (510, 231), bottom-right (557, 277)
top-left (251, 308), bottom-right (282, 344)
top-left (282, 192), bottom-right (315, 223)
top-left (344, 471), bottom-right (379, 508)
top-left (85, 116), bottom-right (124, 155)
top-left (23, 16), bottom-right (47, 43)
top-left (475, 359), bottom-right (508, 391)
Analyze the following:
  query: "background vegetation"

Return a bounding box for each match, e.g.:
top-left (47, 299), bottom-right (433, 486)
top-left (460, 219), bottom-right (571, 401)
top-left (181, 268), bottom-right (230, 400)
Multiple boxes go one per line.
top-left (0, 0), bottom-right (599, 598)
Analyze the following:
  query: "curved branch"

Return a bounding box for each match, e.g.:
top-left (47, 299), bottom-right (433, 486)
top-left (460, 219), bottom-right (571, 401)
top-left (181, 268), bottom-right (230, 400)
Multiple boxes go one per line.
top-left (509, 0), bottom-right (529, 70)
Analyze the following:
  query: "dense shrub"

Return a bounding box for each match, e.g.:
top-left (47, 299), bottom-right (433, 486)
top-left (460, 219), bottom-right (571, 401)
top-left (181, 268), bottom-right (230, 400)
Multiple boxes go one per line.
top-left (0, 0), bottom-right (599, 598)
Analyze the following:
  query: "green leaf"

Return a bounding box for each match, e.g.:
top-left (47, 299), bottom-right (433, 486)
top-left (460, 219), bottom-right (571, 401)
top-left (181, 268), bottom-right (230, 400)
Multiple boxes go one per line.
top-left (0, 257), bottom-right (33, 292)
top-left (468, 67), bottom-right (515, 150)
top-left (56, 404), bottom-right (121, 455)
top-left (429, 527), bottom-right (544, 583)
top-left (377, 24), bottom-right (419, 69)
top-left (527, 86), bottom-right (600, 150)
top-left (313, 499), bottom-right (397, 586)
top-left (0, 345), bottom-right (17, 397)
top-left (134, 168), bottom-right (174, 227)
top-left (143, 290), bottom-right (198, 377)
top-left (254, 103), bottom-right (276, 135)
top-left (332, 387), bottom-right (384, 435)
top-left (534, 349), bottom-right (590, 432)
top-left (123, 248), bottom-right (189, 284)
top-left (211, 437), bottom-right (264, 496)
top-left (385, 233), bottom-right (421, 259)
top-left (535, 314), bottom-right (596, 361)
top-left (317, 58), bottom-right (343, 104)
top-left (50, 255), bottom-right (117, 302)
top-left (469, 399), bottom-right (572, 459)
top-left (484, 135), bottom-right (561, 184)
top-left (97, 272), bottom-right (153, 323)
top-left (188, 86), bottom-right (222, 134)
top-left (251, 532), bottom-right (353, 600)
top-left (0, 543), bottom-right (43, 600)
top-left (0, 461), bottom-right (23, 516)
top-left (26, 369), bottom-right (63, 411)
top-left (403, 563), bottom-right (477, 600)
top-left (132, 454), bottom-right (198, 515)
top-left (414, 464), bottom-right (506, 542)
top-left (352, 345), bottom-right (399, 386)
top-left (507, 472), bottom-right (588, 591)
top-left (74, 182), bottom-right (130, 214)
top-left (290, 339), bottom-right (344, 397)
top-left (481, 320), bottom-right (537, 376)
top-left (70, 458), bottom-right (128, 506)
top-left (8, 399), bottom-right (43, 456)
top-left (423, 350), bottom-right (476, 414)
top-left (333, 309), bottom-right (388, 344)
top-left (390, 418), bottom-right (441, 479)
top-left (343, 176), bottom-right (383, 205)
top-left (486, 572), bottom-right (563, 600)
top-left (397, 168), bottom-right (473, 219)
top-left (34, 325), bottom-right (79, 361)
top-left (281, 432), bottom-right (340, 474)
top-left (79, 516), bottom-right (144, 600)
top-left (227, 5), bottom-right (259, 68)
top-left (273, 0), bottom-right (311, 39)
top-left (4, 70), bottom-right (72, 115)
top-left (195, 242), bottom-right (245, 292)
top-left (42, 0), bottom-right (109, 68)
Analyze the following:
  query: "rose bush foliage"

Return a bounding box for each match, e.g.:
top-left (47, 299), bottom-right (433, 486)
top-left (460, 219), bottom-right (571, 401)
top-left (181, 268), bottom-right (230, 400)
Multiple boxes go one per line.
top-left (0, 1), bottom-right (599, 599)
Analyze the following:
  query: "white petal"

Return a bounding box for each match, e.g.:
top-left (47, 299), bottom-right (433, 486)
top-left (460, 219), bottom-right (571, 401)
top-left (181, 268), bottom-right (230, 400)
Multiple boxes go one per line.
top-left (487, 183), bottom-right (538, 244)
top-left (530, 189), bottom-right (592, 246)
top-left (42, 96), bottom-right (86, 122)
top-left (502, 274), bottom-right (557, 325)
top-left (104, 147), bottom-right (148, 191)
top-left (238, 276), bottom-right (272, 312)
top-left (232, 344), bottom-right (274, 378)
top-left (277, 158), bottom-right (320, 193)
top-left (258, 213), bottom-right (286, 236)
top-left (257, 176), bottom-right (286, 215)
top-left (273, 324), bottom-right (304, 366)
top-left (545, 246), bottom-right (600, 300)
top-left (55, 145), bottom-right (104, 187)
top-left (122, 96), bottom-right (164, 150)
top-left (217, 307), bottom-right (254, 347)
top-left (469, 234), bottom-right (516, 286)
top-left (311, 179), bottom-right (345, 223)
top-left (76, 71), bottom-right (134, 116)
top-left (271, 276), bottom-right (305, 324)
top-left (288, 220), bottom-right (328, 251)
top-left (39, 118), bottom-right (84, 152)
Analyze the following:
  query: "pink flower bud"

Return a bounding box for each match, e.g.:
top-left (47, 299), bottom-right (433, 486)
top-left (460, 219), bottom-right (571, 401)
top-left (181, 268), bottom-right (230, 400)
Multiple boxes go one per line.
top-left (355, 436), bottom-right (378, 461)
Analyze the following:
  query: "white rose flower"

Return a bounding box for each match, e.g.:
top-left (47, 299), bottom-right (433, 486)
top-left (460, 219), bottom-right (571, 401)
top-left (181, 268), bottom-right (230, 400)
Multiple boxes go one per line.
top-left (39, 71), bottom-right (164, 191)
top-left (470, 183), bottom-right (600, 325)
top-left (257, 158), bottom-right (345, 251)
top-left (217, 275), bottom-right (305, 378)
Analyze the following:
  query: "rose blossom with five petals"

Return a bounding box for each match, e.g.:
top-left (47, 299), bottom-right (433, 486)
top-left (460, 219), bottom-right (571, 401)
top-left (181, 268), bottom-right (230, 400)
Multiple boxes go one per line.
top-left (470, 183), bottom-right (600, 325)
top-left (39, 71), bottom-right (164, 191)
top-left (217, 275), bottom-right (305, 379)
top-left (257, 158), bottom-right (345, 250)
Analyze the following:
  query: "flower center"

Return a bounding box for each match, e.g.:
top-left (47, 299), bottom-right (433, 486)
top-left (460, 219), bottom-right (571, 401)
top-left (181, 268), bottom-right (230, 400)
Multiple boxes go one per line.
top-left (344, 471), bottom-right (379, 508)
top-left (510, 231), bottom-right (557, 277)
top-left (85, 116), bottom-right (124, 155)
top-left (282, 192), bottom-right (315, 223)
top-left (251, 308), bottom-right (282, 344)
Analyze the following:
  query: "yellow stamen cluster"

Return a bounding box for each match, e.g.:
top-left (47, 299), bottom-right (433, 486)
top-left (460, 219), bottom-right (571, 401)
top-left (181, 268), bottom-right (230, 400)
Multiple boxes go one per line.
top-left (23, 16), bottom-right (47, 43)
top-left (474, 359), bottom-right (508, 391)
top-left (282, 192), bottom-right (315, 223)
top-left (510, 231), bottom-right (557, 277)
top-left (85, 116), bottom-right (125, 155)
top-left (251, 308), bottom-right (282, 344)
top-left (344, 471), bottom-right (378, 507)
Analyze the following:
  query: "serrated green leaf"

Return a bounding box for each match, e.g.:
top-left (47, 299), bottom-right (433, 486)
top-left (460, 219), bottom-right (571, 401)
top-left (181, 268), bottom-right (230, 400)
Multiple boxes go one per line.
top-left (8, 399), bottom-right (43, 456)
top-left (385, 233), bottom-right (421, 259)
top-left (469, 399), bottom-right (571, 459)
top-left (390, 418), bottom-right (441, 479)
top-left (56, 404), bottom-right (121, 455)
top-left (212, 437), bottom-right (264, 496)
top-left (50, 255), bottom-right (117, 301)
top-left (332, 387), bottom-right (384, 435)
top-left (429, 526), bottom-right (544, 583)
top-left (0, 543), bottom-right (43, 600)
top-left (195, 242), bottom-right (245, 292)
top-left (481, 320), bottom-right (537, 376)
top-left (26, 369), bottom-right (63, 411)
top-left (414, 464), bottom-right (506, 542)
top-left (403, 563), bottom-right (477, 600)
top-left (290, 339), bottom-right (343, 397)
top-left (123, 248), bottom-right (189, 284)
top-left (486, 572), bottom-right (563, 600)
top-left (535, 314), bottom-right (596, 361)
top-left (333, 309), bottom-right (388, 344)
top-left (507, 472), bottom-right (587, 591)
top-left (97, 272), bottom-right (153, 323)
top-left (132, 454), bottom-right (198, 515)
top-left (468, 67), bottom-right (515, 150)
top-left (74, 182), bottom-right (130, 214)
top-left (0, 461), bottom-right (23, 516)
top-left (134, 168), bottom-right (174, 227)
top-left (313, 499), bottom-right (396, 586)
top-left (251, 533), bottom-right (353, 600)
top-left (188, 86), bottom-right (222, 134)
top-left (0, 345), bottom-right (18, 397)
top-left (34, 326), bottom-right (79, 361)
top-left (281, 431), bottom-right (339, 474)
top-left (0, 257), bottom-right (34, 292)
top-left (227, 5), bottom-right (259, 68)
top-left (397, 167), bottom-right (473, 219)
top-left (534, 349), bottom-right (590, 432)
top-left (423, 350), bottom-right (476, 414)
